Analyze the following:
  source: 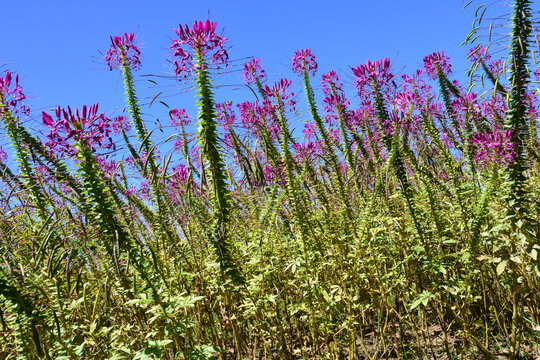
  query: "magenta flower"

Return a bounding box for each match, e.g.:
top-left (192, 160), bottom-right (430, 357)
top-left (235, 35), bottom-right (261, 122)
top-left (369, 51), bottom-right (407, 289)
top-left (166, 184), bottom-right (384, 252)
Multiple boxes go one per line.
top-left (170, 20), bottom-right (228, 76)
top-left (321, 71), bottom-right (344, 95)
top-left (262, 78), bottom-right (292, 97)
top-left (292, 48), bottom-right (318, 75)
top-left (0, 71), bottom-right (29, 115)
top-left (42, 103), bottom-right (115, 156)
top-left (423, 51), bottom-right (451, 79)
top-left (393, 91), bottom-right (419, 112)
top-left (471, 129), bottom-right (515, 167)
top-left (262, 163), bottom-right (286, 185)
top-left (293, 141), bottom-right (320, 162)
top-left (170, 108), bottom-right (190, 127)
top-left (111, 115), bottom-right (132, 134)
top-left (352, 58), bottom-right (393, 89)
top-left (489, 59), bottom-right (504, 77)
top-left (0, 146), bottom-right (7, 162)
top-left (243, 58), bottom-right (266, 85)
top-left (96, 156), bottom-right (118, 178)
top-left (321, 71), bottom-right (351, 125)
top-left (105, 33), bottom-right (141, 71)
top-left (216, 102), bottom-right (237, 126)
top-left (468, 45), bottom-right (491, 63)
top-left (237, 101), bottom-right (261, 130)
top-left (262, 79), bottom-right (296, 112)
top-left (170, 164), bottom-right (189, 192)
top-left (303, 123), bottom-right (318, 141)
top-left (452, 92), bottom-right (481, 123)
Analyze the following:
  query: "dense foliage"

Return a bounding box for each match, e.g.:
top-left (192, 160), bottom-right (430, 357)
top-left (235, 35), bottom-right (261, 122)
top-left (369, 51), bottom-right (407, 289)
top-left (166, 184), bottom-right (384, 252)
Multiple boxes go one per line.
top-left (1, 3), bottom-right (539, 359)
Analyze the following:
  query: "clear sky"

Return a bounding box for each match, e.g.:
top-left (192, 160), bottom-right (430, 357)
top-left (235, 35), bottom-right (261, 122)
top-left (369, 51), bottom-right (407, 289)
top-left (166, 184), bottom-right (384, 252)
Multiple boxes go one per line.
top-left (0, 0), bottom-right (525, 146)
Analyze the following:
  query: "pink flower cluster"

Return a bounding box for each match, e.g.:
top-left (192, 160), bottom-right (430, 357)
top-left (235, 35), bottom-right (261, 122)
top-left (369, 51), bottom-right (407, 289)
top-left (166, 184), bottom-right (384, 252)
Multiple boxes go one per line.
top-left (0, 72), bottom-right (29, 115)
top-left (471, 129), bottom-right (515, 167)
top-left (111, 115), bottom-right (132, 134)
top-left (243, 58), bottom-right (266, 85)
top-left (105, 33), bottom-right (141, 71)
top-left (352, 58), bottom-right (393, 88)
top-left (262, 79), bottom-right (296, 111)
top-left (171, 20), bottom-right (228, 76)
top-left (468, 45), bottom-right (491, 63)
top-left (293, 141), bottom-right (320, 162)
top-left (216, 102), bottom-right (237, 126)
top-left (237, 100), bottom-right (280, 138)
top-left (292, 48), bottom-right (318, 75)
top-left (170, 164), bottom-right (189, 193)
top-left (423, 51), bottom-right (451, 79)
top-left (42, 104), bottom-right (115, 156)
top-left (0, 146), bottom-right (7, 163)
top-left (170, 108), bottom-right (190, 127)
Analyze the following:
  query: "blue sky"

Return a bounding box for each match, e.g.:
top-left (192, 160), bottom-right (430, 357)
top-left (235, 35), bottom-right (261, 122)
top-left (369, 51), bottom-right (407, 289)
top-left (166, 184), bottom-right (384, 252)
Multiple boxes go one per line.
top-left (0, 0), bottom-right (520, 145)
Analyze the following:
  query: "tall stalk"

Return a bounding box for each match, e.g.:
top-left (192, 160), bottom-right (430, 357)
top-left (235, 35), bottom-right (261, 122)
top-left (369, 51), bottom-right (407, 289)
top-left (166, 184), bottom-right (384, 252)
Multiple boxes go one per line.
top-left (194, 50), bottom-right (242, 283)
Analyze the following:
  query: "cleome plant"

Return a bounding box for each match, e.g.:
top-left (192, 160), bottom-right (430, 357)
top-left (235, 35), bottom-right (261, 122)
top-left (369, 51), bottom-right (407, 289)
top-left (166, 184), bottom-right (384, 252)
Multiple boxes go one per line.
top-left (1, 1), bottom-right (540, 359)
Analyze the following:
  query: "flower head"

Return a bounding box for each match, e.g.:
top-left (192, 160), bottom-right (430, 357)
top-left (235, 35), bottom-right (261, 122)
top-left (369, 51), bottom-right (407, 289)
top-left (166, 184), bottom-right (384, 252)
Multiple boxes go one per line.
top-left (243, 58), bottom-right (266, 85)
top-left (105, 33), bottom-right (141, 71)
top-left (293, 141), bottom-right (320, 162)
top-left (468, 45), bottom-right (491, 63)
top-left (321, 71), bottom-right (344, 95)
top-left (303, 123), bottom-right (317, 141)
top-left (170, 20), bottom-right (228, 76)
top-left (42, 103), bottom-right (115, 156)
top-left (471, 129), bottom-right (515, 167)
top-left (0, 146), bottom-right (7, 163)
top-left (262, 79), bottom-right (296, 111)
top-left (216, 102), bottom-right (236, 126)
top-left (0, 71), bottom-right (29, 115)
top-left (352, 58), bottom-right (393, 88)
top-left (170, 164), bottom-right (189, 192)
top-left (292, 48), bottom-right (318, 75)
top-left (170, 108), bottom-right (190, 127)
top-left (111, 115), bottom-right (131, 134)
top-left (262, 79), bottom-right (293, 99)
top-left (423, 51), bottom-right (451, 79)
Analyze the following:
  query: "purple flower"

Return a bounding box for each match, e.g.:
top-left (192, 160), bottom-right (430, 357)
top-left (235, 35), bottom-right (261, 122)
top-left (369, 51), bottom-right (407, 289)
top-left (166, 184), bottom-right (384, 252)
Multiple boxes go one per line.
top-left (262, 79), bottom-right (296, 110)
top-left (170, 20), bottom-right (228, 76)
top-left (453, 92), bottom-right (480, 117)
top-left (489, 59), bottom-right (504, 77)
top-left (42, 104), bottom-right (115, 156)
top-left (243, 58), bottom-right (266, 85)
top-left (0, 71), bottom-right (29, 115)
top-left (293, 141), bottom-right (320, 162)
top-left (216, 102), bottom-right (236, 126)
top-left (423, 52), bottom-right (451, 79)
top-left (96, 156), bottom-right (118, 178)
top-left (262, 163), bottom-right (286, 185)
top-left (352, 58), bottom-right (393, 89)
top-left (190, 145), bottom-right (202, 169)
top-left (0, 146), bottom-right (7, 162)
top-left (237, 101), bottom-right (262, 132)
top-left (303, 123), bottom-right (317, 141)
top-left (468, 45), bottom-right (491, 63)
top-left (292, 48), bottom-right (318, 75)
top-left (105, 33), bottom-right (141, 71)
top-left (111, 115), bottom-right (132, 134)
top-left (471, 130), bottom-right (515, 167)
top-left (321, 71), bottom-right (344, 95)
top-left (393, 91), bottom-right (419, 112)
top-left (170, 164), bottom-right (189, 192)
top-left (170, 108), bottom-right (190, 127)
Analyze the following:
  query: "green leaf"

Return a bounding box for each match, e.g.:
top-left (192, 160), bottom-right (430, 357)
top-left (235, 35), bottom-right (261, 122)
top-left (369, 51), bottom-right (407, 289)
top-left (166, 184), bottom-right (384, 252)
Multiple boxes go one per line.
top-left (496, 259), bottom-right (508, 275)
